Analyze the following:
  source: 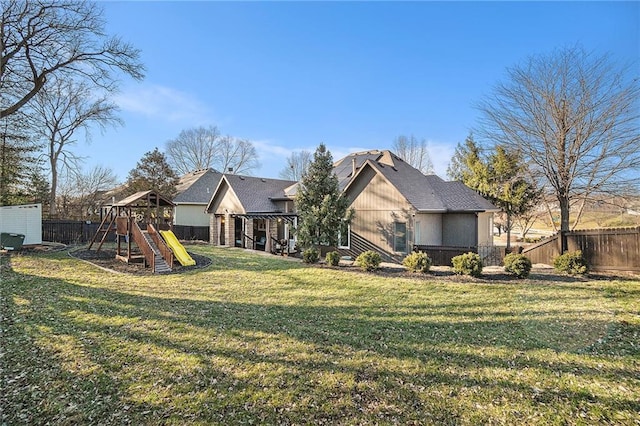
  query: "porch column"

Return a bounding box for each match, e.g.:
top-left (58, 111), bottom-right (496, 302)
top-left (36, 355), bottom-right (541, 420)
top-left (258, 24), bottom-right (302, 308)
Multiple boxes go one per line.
top-left (209, 214), bottom-right (217, 245)
top-left (265, 220), bottom-right (270, 252)
top-left (246, 219), bottom-right (254, 249)
top-left (225, 213), bottom-right (233, 247)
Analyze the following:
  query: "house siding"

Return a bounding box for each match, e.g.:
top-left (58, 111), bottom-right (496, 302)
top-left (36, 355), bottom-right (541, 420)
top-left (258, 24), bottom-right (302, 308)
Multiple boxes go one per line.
top-left (348, 170), bottom-right (414, 255)
top-left (414, 213), bottom-right (443, 246)
top-left (442, 213), bottom-right (478, 247)
top-left (174, 204), bottom-right (209, 226)
top-left (214, 187), bottom-right (244, 214)
top-left (208, 181), bottom-right (245, 247)
top-left (477, 212), bottom-right (493, 246)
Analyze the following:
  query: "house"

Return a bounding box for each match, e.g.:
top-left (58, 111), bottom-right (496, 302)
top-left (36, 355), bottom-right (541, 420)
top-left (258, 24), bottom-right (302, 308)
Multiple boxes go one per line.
top-left (173, 169), bottom-right (222, 227)
top-left (205, 150), bottom-right (498, 263)
top-left (335, 150), bottom-right (498, 262)
top-left (205, 175), bottom-right (298, 252)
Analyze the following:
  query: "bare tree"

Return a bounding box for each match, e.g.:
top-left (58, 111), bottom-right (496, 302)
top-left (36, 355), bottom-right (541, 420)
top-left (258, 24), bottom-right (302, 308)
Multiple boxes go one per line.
top-left (215, 135), bottom-right (260, 175)
top-left (279, 150), bottom-right (311, 180)
top-left (165, 126), bottom-right (260, 175)
top-left (392, 135), bottom-right (434, 174)
top-left (166, 126), bottom-right (221, 175)
top-left (32, 78), bottom-right (121, 217)
top-left (1, 0), bottom-right (144, 119)
top-left (477, 47), bottom-right (640, 250)
top-left (514, 206), bottom-right (546, 240)
top-left (57, 165), bottom-right (118, 220)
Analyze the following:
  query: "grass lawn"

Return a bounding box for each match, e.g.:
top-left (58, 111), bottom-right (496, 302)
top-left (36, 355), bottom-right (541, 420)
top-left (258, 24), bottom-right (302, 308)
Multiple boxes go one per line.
top-left (1, 246), bottom-right (639, 425)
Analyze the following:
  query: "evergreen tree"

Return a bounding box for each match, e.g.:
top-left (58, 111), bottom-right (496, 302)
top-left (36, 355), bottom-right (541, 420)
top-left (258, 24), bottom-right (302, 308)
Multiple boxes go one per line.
top-left (125, 148), bottom-right (179, 198)
top-left (0, 114), bottom-right (46, 206)
top-left (447, 134), bottom-right (540, 250)
top-left (447, 134), bottom-right (489, 194)
top-left (488, 146), bottom-right (542, 249)
top-left (295, 144), bottom-right (353, 249)
top-left (23, 169), bottom-right (51, 207)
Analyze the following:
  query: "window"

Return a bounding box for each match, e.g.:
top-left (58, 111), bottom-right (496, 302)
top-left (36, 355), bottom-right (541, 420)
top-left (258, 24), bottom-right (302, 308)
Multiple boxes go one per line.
top-left (338, 221), bottom-right (350, 249)
top-left (394, 222), bottom-right (407, 253)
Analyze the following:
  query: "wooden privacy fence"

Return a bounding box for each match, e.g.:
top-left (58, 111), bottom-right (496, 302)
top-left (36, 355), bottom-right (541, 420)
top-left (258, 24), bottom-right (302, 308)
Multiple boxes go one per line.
top-left (43, 221), bottom-right (210, 245)
top-left (522, 226), bottom-right (640, 272)
top-left (42, 220), bottom-right (101, 244)
top-left (172, 225), bottom-right (209, 242)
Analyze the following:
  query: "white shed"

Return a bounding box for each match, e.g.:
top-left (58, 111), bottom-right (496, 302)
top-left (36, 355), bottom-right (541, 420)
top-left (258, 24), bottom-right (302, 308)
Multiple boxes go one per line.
top-left (0, 204), bottom-right (42, 245)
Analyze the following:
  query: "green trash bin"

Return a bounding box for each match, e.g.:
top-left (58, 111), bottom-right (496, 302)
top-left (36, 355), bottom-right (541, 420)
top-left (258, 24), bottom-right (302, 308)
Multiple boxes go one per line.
top-left (1, 232), bottom-right (25, 250)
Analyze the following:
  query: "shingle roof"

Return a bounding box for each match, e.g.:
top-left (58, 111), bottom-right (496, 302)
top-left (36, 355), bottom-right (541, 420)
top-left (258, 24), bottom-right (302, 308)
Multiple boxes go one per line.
top-left (222, 174), bottom-right (297, 213)
top-left (334, 150), bottom-right (383, 191)
top-left (433, 179), bottom-right (498, 212)
top-left (113, 190), bottom-right (175, 207)
top-left (173, 169), bottom-right (222, 204)
top-left (342, 150), bottom-right (498, 212)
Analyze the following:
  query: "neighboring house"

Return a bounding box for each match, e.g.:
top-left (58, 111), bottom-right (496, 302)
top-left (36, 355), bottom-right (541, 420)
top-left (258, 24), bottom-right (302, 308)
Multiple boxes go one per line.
top-left (205, 175), bottom-right (298, 253)
top-left (173, 169), bottom-right (222, 227)
top-left (205, 150), bottom-right (498, 263)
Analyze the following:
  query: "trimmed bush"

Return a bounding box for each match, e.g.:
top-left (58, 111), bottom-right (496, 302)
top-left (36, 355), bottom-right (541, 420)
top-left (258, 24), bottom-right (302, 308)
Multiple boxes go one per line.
top-left (355, 250), bottom-right (381, 271)
top-left (402, 251), bottom-right (432, 273)
top-left (553, 250), bottom-right (588, 275)
top-left (302, 247), bottom-right (319, 264)
top-left (325, 251), bottom-right (341, 267)
top-left (503, 253), bottom-right (532, 279)
top-left (451, 252), bottom-right (483, 277)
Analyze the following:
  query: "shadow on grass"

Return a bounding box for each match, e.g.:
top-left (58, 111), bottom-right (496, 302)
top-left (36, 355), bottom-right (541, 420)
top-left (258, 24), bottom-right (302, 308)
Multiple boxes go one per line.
top-left (2, 253), bottom-right (639, 424)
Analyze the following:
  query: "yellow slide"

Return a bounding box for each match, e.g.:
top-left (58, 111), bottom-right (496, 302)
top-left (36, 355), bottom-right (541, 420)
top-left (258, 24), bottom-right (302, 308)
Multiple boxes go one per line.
top-left (160, 230), bottom-right (196, 266)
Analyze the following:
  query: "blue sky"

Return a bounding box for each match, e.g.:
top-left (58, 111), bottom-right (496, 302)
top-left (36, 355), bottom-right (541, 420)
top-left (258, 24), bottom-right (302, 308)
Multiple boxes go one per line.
top-left (76, 1), bottom-right (639, 181)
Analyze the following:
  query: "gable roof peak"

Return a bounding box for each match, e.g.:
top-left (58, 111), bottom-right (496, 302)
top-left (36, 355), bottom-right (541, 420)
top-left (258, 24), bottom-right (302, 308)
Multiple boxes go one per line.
top-left (340, 149), bottom-right (402, 166)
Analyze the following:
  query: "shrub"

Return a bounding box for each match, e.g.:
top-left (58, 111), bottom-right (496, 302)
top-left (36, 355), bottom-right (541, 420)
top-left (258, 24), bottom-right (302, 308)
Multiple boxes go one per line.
top-left (402, 251), bottom-right (432, 273)
top-left (553, 250), bottom-right (588, 275)
top-left (325, 251), bottom-right (341, 267)
top-left (302, 247), bottom-right (319, 264)
top-left (503, 253), bottom-right (532, 279)
top-left (451, 252), bottom-right (483, 277)
top-left (355, 250), bottom-right (381, 271)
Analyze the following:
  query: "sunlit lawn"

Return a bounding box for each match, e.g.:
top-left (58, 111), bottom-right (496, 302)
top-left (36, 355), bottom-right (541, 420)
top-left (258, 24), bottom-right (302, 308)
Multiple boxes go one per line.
top-left (1, 246), bottom-right (639, 425)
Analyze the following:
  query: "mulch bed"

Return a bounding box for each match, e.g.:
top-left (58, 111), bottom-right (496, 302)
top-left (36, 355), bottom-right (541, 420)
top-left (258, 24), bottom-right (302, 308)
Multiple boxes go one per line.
top-left (9, 244), bottom-right (636, 282)
top-left (69, 248), bottom-right (212, 275)
top-left (327, 261), bottom-right (639, 283)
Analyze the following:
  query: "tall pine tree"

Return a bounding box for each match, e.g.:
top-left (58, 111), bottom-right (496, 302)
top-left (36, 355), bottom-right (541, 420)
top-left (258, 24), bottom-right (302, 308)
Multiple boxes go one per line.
top-left (295, 144), bottom-right (352, 249)
top-left (0, 114), bottom-right (48, 206)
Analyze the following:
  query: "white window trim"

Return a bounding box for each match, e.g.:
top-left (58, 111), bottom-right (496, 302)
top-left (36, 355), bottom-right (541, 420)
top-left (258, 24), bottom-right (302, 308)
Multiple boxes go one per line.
top-left (338, 224), bottom-right (351, 249)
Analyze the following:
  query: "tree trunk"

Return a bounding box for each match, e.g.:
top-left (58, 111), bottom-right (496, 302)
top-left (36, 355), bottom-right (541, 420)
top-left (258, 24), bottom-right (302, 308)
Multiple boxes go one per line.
top-left (49, 157), bottom-right (58, 218)
top-left (505, 213), bottom-right (512, 251)
top-left (558, 196), bottom-right (570, 252)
